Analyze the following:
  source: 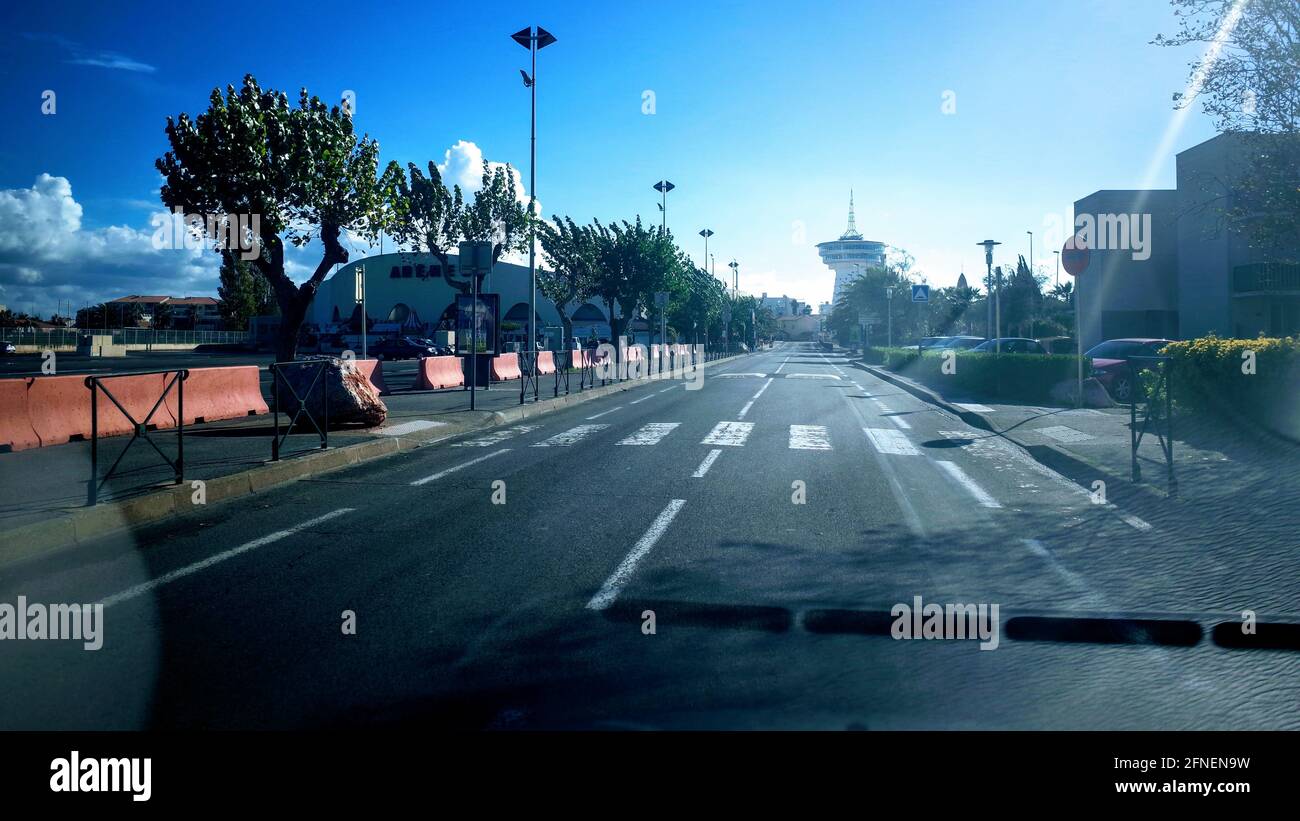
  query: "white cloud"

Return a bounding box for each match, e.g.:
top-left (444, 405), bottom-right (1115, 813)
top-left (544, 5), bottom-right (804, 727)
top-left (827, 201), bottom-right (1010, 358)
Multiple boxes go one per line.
top-left (0, 175), bottom-right (218, 315)
top-left (436, 139), bottom-right (535, 211)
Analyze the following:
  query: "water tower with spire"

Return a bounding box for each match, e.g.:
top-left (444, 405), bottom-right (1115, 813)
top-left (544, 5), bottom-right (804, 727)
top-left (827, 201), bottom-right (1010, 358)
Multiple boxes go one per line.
top-left (817, 191), bottom-right (887, 305)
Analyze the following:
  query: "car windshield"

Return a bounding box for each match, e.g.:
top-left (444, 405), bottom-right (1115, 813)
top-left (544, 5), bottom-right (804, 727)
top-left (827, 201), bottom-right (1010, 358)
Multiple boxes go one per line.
top-left (2, 1), bottom-right (1299, 756)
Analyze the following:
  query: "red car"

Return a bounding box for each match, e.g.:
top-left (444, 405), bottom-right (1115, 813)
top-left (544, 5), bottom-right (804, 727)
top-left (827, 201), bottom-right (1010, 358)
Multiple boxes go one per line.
top-left (1084, 338), bottom-right (1173, 402)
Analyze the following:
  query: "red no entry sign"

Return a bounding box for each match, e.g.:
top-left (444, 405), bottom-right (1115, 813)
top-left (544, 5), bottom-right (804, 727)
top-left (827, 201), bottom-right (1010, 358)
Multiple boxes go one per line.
top-left (1061, 235), bottom-right (1089, 277)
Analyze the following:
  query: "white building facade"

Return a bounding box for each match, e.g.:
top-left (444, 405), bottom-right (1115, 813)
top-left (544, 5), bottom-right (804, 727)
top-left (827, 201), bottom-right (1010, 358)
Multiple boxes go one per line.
top-left (817, 193), bottom-right (887, 306)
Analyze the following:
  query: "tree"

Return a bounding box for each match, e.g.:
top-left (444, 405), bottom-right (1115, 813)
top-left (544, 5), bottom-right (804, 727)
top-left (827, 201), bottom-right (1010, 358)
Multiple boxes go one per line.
top-left (1156, 0), bottom-right (1300, 258)
top-left (217, 256), bottom-right (275, 330)
top-left (384, 158), bottom-right (531, 294)
top-left (156, 74), bottom-right (386, 361)
top-left (537, 216), bottom-right (597, 345)
top-left (382, 161), bottom-right (465, 288)
top-left (458, 161), bottom-right (532, 272)
top-left (588, 218), bottom-right (677, 345)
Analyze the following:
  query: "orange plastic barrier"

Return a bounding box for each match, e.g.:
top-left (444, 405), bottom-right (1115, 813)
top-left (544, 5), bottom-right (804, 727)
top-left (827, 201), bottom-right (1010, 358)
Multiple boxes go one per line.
top-left (91, 373), bottom-right (179, 438)
top-left (491, 353), bottom-right (521, 381)
top-left (26, 373), bottom-right (178, 445)
top-left (354, 359), bottom-right (388, 395)
top-left (537, 351), bottom-right (556, 375)
top-left (0, 378), bottom-right (39, 452)
top-left (417, 355), bottom-right (465, 390)
top-left (168, 366), bottom-right (267, 425)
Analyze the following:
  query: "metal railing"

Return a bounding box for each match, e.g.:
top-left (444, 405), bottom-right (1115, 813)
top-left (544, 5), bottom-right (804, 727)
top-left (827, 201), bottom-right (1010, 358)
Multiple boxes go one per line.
top-left (270, 360), bottom-right (330, 460)
top-left (0, 328), bottom-right (252, 347)
top-left (1128, 356), bottom-right (1175, 494)
top-left (85, 369), bottom-right (189, 505)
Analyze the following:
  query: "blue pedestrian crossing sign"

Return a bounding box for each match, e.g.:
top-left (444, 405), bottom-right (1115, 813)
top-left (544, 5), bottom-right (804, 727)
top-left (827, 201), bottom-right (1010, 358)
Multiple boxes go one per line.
top-left (911, 284), bottom-right (930, 302)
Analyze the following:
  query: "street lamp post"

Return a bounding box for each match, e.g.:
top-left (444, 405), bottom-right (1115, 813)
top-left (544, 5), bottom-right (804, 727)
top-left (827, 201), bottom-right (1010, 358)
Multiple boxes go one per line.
top-left (886, 286), bottom-right (894, 348)
top-left (653, 180), bottom-right (675, 230)
top-left (512, 24), bottom-right (557, 402)
top-left (1053, 249), bottom-right (1060, 288)
top-left (977, 239), bottom-right (1002, 353)
top-left (728, 259), bottom-right (738, 299)
top-left (699, 229), bottom-right (713, 276)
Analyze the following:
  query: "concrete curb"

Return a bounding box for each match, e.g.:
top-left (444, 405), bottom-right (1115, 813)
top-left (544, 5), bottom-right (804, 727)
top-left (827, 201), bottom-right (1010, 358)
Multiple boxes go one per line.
top-left (0, 354), bottom-right (746, 567)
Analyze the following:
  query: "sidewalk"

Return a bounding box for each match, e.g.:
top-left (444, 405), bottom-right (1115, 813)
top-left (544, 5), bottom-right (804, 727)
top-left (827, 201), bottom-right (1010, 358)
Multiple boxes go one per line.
top-left (854, 358), bottom-right (1300, 546)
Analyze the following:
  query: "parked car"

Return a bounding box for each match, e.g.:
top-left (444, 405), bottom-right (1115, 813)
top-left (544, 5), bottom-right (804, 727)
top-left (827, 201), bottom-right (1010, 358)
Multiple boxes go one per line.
top-left (369, 336), bottom-right (439, 361)
top-left (917, 336), bottom-right (949, 349)
top-left (969, 337), bottom-right (1047, 354)
top-left (1036, 336), bottom-right (1076, 355)
top-left (932, 335), bottom-right (985, 350)
top-left (1, 341), bottom-right (16, 355)
top-left (1084, 338), bottom-right (1174, 402)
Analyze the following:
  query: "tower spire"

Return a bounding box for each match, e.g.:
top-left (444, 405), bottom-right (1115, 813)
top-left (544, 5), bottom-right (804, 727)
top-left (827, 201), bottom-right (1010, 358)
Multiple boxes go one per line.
top-left (840, 190), bottom-right (863, 240)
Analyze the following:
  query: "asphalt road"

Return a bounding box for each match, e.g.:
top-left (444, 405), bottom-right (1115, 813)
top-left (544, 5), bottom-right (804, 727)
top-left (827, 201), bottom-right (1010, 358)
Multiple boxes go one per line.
top-left (1, 342), bottom-right (1295, 730)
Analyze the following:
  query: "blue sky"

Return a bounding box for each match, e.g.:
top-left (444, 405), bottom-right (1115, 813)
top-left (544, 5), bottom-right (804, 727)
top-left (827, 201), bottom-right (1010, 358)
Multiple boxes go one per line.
top-left (1, 0), bottom-right (1220, 317)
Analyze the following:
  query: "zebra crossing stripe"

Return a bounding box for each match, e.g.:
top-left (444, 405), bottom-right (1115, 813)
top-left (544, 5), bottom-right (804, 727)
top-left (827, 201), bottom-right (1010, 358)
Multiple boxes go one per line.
top-left (532, 424), bottom-right (609, 447)
top-left (789, 425), bottom-right (831, 450)
top-left (617, 423), bottom-right (681, 445)
top-left (453, 425), bottom-right (540, 447)
top-left (701, 421), bottom-right (754, 446)
top-left (863, 427), bottom-right (919, 456)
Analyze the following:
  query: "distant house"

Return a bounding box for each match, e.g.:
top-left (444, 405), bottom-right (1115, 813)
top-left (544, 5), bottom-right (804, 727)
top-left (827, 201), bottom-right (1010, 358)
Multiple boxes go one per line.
top-left (105, 295), bottom-right (221, 329)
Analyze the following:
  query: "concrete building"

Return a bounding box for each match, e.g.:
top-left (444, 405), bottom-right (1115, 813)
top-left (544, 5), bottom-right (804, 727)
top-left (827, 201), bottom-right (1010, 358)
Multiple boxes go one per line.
top-left (817, 192), bottom-right (887, 306)
top-left (308, 252), bottom-right (614, 347)
top-left (758, 293), bottom-right (805, 318)
top-left (1074, 133), bottom-right (1300, 350)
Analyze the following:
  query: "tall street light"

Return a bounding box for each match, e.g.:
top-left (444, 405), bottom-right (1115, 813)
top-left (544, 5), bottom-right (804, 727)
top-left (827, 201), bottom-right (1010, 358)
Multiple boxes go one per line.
top-left (699, 229), bottom-right (713, 273)
top-left (653, 180), bottom-right (675, 230)
top-left (728, 259), bottom-right (739, 299)
top-left (977, 239), bottom-right (1002, 353)
top-left (512, 24), bottom-right (557, 399)
top-left (1053, 249), bottom-right (1060, 288)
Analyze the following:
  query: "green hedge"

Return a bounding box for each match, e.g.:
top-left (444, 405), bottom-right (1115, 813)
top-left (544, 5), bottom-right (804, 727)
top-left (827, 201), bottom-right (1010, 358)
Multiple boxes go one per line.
top-left (871, 347), bottom-right (1082, 403)
top-left (1158, 335), bottom-right (1300, 439)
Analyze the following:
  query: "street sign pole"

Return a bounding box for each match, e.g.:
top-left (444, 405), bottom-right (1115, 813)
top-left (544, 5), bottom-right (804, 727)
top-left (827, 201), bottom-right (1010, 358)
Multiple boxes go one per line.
top-left (1061, 237), bottom-right (1090, 408)
top-left (354, 265), bottom-right (367, 362)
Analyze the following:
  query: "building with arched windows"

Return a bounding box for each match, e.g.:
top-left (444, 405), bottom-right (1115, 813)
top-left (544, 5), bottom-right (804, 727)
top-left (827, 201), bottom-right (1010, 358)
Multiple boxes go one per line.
top-left (308, 252), bottom-right (613, 348)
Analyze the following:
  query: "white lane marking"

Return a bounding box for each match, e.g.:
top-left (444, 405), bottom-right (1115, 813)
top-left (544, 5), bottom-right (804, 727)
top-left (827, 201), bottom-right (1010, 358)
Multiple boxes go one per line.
top-left (701, 421), bottom-right (754, 447)
top-left (587, 499), bottom-right (687, 610)
top-left (785, 373), bottom-right (840, 380)
top-left (100, 509), bottom-right (354, 608)
top-left (789, 424), bottom-right (831, 450)
top-left (617, 422), bottom-right (680, 445)
top-left (955, 403), bottom-right (994, 413)
top-left (752, 378), bottom-right (774, 399)
top-left (692, 449), bottom-right (723, 477)
top-left (657, 387), bottom-right (675, 394)
top-left (886, 413), bottom-right (912, 430)
top-left (737, 400), bottom-right (755, 419)
top-left (1121, 513), bottom-right (1153, 531)
top-left (412, 448), bottom-right (510, 485)
top-left (862, 427), bottom-right (919, 456)
top-left (716, 373), bottom-right (767, 378)
top-left (935, 460), bottom-right (1002, 508)
top-left (774, 358), bottom-right (790, 374)
top-left (1022, 539), bottom-right (1105, 607)
top-left (586, 406), bottom-right (623, 420)
top-left (452, 425), bottom-right (539, 447)
top-left (378, 420), bottom-right (448, 436)
top-left (628, 393), bottom-right (655, 404)
top-left (1037, 424), bottom-right (1096, 443)
top-left (533, 424), bottom-right (609, 447)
